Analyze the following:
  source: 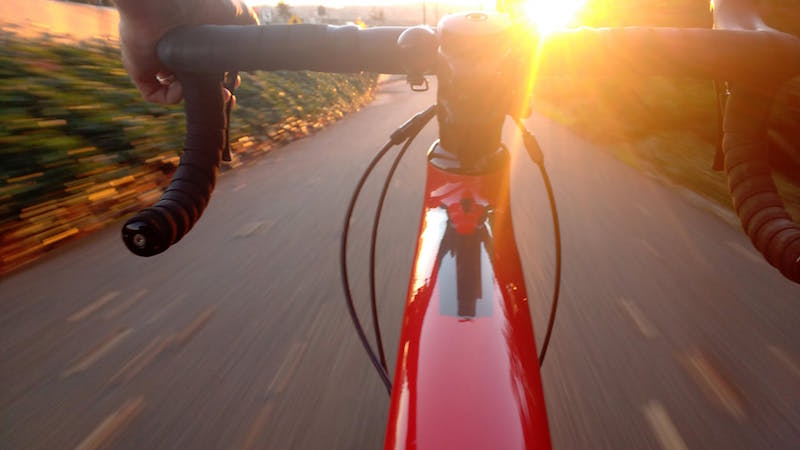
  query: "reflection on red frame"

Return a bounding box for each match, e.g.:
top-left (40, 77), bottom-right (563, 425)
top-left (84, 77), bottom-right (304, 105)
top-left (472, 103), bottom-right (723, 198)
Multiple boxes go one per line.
top-left (385, 155), bottom-right (552, 450)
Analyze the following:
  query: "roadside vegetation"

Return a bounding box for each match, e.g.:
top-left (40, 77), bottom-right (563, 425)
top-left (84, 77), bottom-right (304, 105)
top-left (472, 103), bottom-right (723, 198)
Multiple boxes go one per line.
top-left (4, 1), bottom-right (799, 274)
top-left (0, 32), bottom-right (377, 275)
top-left (534, 0), bottom-right (800, 219)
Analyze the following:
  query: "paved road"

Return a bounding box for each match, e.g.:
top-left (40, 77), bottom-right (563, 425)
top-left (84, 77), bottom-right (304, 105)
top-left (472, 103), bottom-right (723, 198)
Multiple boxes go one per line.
top-left (2, 81), bottom-right (799, 449)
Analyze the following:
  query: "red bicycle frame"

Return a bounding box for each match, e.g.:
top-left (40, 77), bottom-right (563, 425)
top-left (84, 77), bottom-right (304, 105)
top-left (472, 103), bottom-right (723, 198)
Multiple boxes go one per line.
top-left (384, 142), bottom-right (552, 449)
top-left (382, 13), bottom-right (552, 449)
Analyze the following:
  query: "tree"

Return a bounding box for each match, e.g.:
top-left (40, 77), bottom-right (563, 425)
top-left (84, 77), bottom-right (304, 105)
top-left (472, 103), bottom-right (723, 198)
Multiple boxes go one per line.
top-left (317, 5), bottom-right (326, 17)
top-left (276, 1), bottom-right (292, 20)
top-left (369, 7), bottom-right (385, 23)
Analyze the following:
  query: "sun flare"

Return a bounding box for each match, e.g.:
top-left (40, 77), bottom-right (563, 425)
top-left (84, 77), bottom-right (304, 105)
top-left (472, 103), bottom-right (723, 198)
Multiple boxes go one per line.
top-left (522, 0), bottom-right (586, 34)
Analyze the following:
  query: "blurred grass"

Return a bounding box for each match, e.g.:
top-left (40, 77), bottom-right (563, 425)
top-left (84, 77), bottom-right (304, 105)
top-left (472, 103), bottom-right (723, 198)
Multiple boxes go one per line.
top-left (533, 75), bottom-right (800, 221)
top-left (0, 32), bottom-right (377, 275)
top-left (533, 0), bottom-right (800, 222)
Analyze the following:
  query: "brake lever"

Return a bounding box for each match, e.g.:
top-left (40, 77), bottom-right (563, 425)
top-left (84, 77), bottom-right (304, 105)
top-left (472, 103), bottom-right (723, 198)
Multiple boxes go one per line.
top-left (408, 75), bottom-right (429, 92)
top-left (712, 80), bottom-right (729, 171)
top-left (222, 71), bottom-right (238, 162)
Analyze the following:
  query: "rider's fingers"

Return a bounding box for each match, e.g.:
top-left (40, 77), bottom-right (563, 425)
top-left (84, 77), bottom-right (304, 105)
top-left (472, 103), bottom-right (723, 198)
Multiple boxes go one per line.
top-left (139, 78), bottom-right (183, 105)
top-left (201, 0), bottom-right (259, 26)
top-left (163, 81), bottom-right (183, 105)
top-left (223, 90), bottom-right (237, 109)
top-left (228, 0), bottom-right (260, 25)
top-left (156, 71), bottom-right (177, 86)
top-left (139, 76), bottom-right (233, 106)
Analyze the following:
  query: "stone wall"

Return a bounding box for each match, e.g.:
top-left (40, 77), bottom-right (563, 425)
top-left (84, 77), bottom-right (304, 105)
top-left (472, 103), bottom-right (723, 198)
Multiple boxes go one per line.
top-left (0, 0), bottom-right (118, 41)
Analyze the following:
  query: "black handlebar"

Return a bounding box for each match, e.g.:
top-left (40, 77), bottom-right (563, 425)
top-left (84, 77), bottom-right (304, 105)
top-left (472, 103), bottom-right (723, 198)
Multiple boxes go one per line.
top-left (154, 24), bottom-right (800, 85)
top-left (156, 24), bottom-right (420, 75)
top-left (713, 1), bottom-right (800, 283)
top-left (120, 13), bottom-right (800, 284)
top-left (539, 28), bottom-right (800, 85)
top-left (122, 24), bottom-right (422, 256)
top-left (724, 89), bottom-right (800, 282)
top-left (122, 75), bottom-right (225, 256)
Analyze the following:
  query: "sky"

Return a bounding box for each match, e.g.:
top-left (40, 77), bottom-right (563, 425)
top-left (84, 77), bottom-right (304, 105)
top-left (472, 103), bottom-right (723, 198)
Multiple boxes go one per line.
top-left (244, 0), bottom-right (485, 8)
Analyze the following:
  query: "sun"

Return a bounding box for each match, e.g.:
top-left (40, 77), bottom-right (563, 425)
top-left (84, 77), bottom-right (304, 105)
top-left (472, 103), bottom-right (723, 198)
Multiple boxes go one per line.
top-left (522, 0), bottom-right (586, 34)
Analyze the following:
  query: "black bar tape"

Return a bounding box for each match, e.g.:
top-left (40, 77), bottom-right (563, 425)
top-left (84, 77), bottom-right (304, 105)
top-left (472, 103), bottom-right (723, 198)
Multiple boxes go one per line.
top-left (754, 221), bottom-right (796, 259)
top-left (726, 159), bottom-right (771, 188)
top-left (122, 75), bottom-right (225, 256)
top-left (740, 194), bottom-right (786, 226)
top-left (160, 189), bottom-right (201, 221)
top-left (782, 239), bottom-right (800, 281)
top-left (174, 145), bottom-right (221, 168)
top-left (137, 209), bottom-right (171, 237)
top-left (745, 206), bottom-right (792, 239)
top-left (157, 25), bottom-right (418, 75)
top-left (171, 164), bottom-right (217, 192)
top-left (148, 204), bottom-right (181, 241)
top-left (768, 230), bottom-right (800, 274)
top-left (161, 178), bottom-right (215, 199)
top-left (723, 88), bottom-right (800, 283)
top-left (152, 199), bottom-right (191, 241)
top-left (731, 175), bottom-right (784, 211)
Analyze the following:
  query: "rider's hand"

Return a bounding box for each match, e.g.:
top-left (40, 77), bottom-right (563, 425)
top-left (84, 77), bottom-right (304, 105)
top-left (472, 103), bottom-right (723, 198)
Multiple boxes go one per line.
top-left (116, 0), bottom-right (258, 104)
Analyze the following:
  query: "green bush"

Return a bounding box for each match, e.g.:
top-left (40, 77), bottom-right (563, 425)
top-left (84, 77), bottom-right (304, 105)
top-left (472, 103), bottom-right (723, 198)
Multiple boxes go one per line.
top-left (0, 32), bottom-right (376, 273)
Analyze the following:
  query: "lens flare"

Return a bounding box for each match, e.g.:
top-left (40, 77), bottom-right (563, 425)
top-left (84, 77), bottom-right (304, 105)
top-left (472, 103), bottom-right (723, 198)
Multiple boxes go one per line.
top-left (523, 0), bottom-right (586, 34)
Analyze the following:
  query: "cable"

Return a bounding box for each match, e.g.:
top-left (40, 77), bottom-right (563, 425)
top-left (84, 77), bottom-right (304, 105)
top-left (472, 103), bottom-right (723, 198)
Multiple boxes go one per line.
top-left (512, 117), bottom-right (562, 367)
top-left (340, 105), bottom-right (437, 394)
top-left (368, 137), bottom-right (415, 372)
top-left (712, 80), bottom-right (728, 171)
top-left (341, 138), bottom-right (398, 393)
top-left (533, 162), bottom-right (562, 366)
top-left (368, 105), bottom-right (437, 374)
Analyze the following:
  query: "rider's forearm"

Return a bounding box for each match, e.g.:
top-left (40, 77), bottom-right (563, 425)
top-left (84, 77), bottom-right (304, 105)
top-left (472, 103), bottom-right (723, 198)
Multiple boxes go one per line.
top-left (116, 0), bottom-right (255, 27)
top-left (115, 0), bottom-right (187, 23)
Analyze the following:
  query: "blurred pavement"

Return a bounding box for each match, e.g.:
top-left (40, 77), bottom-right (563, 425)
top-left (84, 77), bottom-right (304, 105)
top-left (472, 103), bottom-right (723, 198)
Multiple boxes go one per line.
top-left (1, 80), bottom-right (799, 449)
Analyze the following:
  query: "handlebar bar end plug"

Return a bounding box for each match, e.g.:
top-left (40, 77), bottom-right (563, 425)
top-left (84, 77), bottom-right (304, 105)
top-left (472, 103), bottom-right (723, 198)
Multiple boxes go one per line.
top-left (398, 26), bottom-right (438, 86)
top-left (122, 218), bottom-right (168, 257)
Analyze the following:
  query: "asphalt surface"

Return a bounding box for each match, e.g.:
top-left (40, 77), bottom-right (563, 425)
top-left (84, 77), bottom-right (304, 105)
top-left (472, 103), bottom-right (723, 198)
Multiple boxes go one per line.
top-left (2, 81), bottom-right (799, 450)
